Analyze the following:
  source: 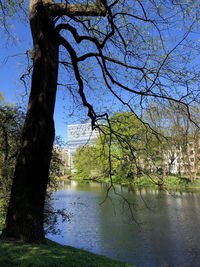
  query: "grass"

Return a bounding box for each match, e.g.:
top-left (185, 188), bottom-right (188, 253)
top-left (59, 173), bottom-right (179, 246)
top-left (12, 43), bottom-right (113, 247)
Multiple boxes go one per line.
top-left (59, 175), bottom-right (200, 191)
top-left (130, 175), bottom-right (200, 191)
top-left (0, 239), bottom-right (133, 267)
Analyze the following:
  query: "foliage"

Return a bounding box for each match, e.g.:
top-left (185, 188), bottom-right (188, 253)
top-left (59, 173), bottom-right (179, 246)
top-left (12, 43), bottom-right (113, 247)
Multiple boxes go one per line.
top-left (0, 104), bottom-right (24, 195)
top-left (98, 112), bottom-right (169, 183)
top-left (0, 103), bottom-right (70, 235)
top-left (74, 112), bottom-right (164, 183)
top-left (0, 104), bottom-right (24, 234)
top-left (131, 175), bottom-right (200, 190)
top-left (0, 92), bottom-right (4, 102)
top-left (74, 145), bottom-right (103, 179)
top-left (145, 102), bottom-right (200, 179)
top-left (74, 109), bottom-right (200, 185)
top-left (0, 0), bottom-right (27, 35)
top-left (0, 240), bottom-right (131, 267)
top-left (103, 112), bottom-right (146, 181)
top-left (49, 150), bottom-right (64, 182)
top-left (50, 137), bottom-right (69, 178)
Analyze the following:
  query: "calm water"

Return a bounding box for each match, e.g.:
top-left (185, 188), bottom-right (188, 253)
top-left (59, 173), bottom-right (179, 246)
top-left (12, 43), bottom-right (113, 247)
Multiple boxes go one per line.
top-left (46, 181), bottom-right (200, 267)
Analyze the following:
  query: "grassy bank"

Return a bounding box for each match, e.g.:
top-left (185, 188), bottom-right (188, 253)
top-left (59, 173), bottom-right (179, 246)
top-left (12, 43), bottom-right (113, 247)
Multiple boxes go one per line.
top-left (130, 175), bottom-right (200, 190)
top-left (0, 239), bottom-right (132, 267)
top-left (59, 175), bottom-right (200, 191)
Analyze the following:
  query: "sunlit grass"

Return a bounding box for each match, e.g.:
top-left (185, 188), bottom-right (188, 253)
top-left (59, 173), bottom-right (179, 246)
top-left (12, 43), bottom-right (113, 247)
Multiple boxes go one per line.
top-left (0, 239), bottom-right (133, 267)
top-left (59, 174), bottom-right (200, 191)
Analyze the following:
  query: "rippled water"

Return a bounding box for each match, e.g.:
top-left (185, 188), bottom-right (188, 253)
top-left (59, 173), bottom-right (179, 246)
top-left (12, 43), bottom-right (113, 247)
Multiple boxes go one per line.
top-left (47, 181), bottom-right (200, 267)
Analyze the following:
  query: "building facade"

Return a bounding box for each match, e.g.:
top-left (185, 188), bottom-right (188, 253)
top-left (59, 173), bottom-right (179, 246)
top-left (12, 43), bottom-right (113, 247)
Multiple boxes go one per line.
top-left (53, 146), bottom-right (69, 176)
top-left (67, 123), bottom-right (99, 170)
top-left (164, 140), bottom-right (200, 176)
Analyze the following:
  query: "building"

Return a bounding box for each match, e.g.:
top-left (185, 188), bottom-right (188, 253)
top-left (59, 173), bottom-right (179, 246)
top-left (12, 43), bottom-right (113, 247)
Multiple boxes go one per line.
top-left (164, 140), bottom-right (200, 176)
top-left (53, 146), bottom-right (69, 175)
top-left (134, 138), bottom-right (200, 178)
top-left (67, 123), bottom-right (99, 170)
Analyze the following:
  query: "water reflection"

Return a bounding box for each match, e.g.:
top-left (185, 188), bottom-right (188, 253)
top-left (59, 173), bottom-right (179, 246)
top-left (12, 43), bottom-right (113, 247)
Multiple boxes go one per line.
top-left (47, 181), bottom-right (200, 267)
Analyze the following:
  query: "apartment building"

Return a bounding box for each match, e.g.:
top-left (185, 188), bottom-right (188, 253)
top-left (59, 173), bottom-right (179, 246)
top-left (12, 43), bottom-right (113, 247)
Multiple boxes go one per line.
top-left (164, 140), bottom-right (200, 176)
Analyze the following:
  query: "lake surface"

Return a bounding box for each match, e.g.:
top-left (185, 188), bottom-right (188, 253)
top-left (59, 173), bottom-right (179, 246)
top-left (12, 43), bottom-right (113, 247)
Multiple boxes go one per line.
top-left (46, 181), bottom-right (200, 267)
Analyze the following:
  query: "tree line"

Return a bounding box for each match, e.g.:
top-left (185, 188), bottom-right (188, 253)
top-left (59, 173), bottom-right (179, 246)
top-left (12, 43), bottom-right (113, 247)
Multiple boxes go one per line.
top-left (74, 105), bottom-right (200, 184)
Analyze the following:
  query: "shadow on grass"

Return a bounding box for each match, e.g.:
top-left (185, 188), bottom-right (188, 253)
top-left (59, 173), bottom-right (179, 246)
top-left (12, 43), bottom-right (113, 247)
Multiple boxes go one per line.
top-left (0, 239), bottom-right (132, 267)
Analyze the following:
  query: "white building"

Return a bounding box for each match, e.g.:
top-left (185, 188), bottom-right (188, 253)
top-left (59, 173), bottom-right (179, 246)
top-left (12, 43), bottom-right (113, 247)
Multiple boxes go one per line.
top-left (67, 123), bottom-right (99, 170)
top-left (165, 141), bottom-right (200, 175)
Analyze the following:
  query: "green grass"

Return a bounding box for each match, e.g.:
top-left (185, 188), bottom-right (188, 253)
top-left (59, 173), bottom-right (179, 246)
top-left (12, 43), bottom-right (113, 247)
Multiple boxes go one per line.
top-left (59, 175), bottom-right (200, 191)
top-left (0, 239), bottom-right (133, 267)
top-left (130, 175), bottom-right (200, 191)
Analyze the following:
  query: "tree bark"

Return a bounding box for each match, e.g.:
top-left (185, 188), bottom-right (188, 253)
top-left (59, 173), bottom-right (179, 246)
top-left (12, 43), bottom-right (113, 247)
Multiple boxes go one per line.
top-left (1, 0), bottom-right (59, 243)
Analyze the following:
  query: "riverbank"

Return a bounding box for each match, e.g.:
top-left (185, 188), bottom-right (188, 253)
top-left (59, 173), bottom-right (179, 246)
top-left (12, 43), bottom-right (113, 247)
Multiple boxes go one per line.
top-left (59, 175), bottom-right (200, 191)
top-left (0, 239), bottom-right (132, 267)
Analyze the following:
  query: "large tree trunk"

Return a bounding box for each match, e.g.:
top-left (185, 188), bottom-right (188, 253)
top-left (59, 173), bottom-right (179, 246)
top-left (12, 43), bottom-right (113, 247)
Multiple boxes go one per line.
top-left (1, 0), bottom-right (105, 243)
top-left (1, 0), bottom-right (59, 243)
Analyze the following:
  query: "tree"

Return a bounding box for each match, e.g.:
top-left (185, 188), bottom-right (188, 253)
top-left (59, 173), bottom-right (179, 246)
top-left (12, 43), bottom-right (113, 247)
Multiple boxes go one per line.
top-left (0, 92), bottom-right (4, 102)
top-left (0, 105), bottom-right (24, 196)
top-left (73, 112), bottom-right (167, 184)
top-left (74, 145), bottom-right (102, 180)
top-left (145, 102), bottom-right (200, 180)
top-left (1, 0), bottom-right (106, 243)
top-left (99, 112), bottom-right (147, 182)
top-left (0, 102), bottom-right (70, 235)
top-left (0, 104), bottom-right (24, 233)
top-left (1, 0), bottom-right (200, 243)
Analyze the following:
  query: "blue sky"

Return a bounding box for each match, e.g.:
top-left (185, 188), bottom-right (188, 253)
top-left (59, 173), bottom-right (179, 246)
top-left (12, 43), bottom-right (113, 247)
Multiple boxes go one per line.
top-left (1, 3), bottom-right (200, 145)
top-left (0, 22), bottom-right (90, 143)
top-left (0, 21), bottom-right (121, 144)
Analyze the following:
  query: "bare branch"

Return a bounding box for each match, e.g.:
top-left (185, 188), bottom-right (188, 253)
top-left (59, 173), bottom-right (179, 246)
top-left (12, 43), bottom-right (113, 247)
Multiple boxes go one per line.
top-left (59, 35), bottom-right (97, 128)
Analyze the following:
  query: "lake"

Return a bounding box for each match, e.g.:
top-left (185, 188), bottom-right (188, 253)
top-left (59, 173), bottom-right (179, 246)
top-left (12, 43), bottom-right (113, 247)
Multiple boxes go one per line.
top-left (46, 181), bottom-right (200, 267)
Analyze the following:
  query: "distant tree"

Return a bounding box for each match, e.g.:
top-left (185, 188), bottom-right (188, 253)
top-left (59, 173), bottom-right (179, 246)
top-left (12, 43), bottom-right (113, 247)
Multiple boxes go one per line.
top-left (102, 112), bottom-right (146, 181)
top-left (99, 112), bottom-right (170, 184)
top-left (73, 112), bottom-right (165, 183)
top-left (74, 145), bottom-right (102, 180)
top-left (0, 92), bottom-right (4, 102)
top-left (145, 102), bottom-right (200, 180)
